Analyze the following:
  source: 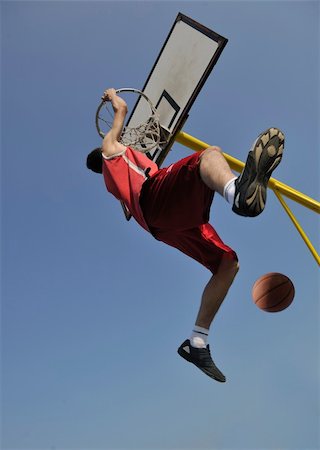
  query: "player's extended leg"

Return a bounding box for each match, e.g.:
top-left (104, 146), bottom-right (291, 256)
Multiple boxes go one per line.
top-left (178, 255), bottom-right (239, 383)
top-left (199, 127), bottom-right (285, 217)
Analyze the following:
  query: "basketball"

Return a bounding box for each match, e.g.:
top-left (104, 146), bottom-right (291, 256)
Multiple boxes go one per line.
top-left (252, 272), bottom-right (295, 312)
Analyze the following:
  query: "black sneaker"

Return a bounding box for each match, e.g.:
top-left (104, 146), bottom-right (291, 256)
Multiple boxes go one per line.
top-left (232, 127), bottom-right (285, 217)
top-left (177, 339), bottom-right (226, 382)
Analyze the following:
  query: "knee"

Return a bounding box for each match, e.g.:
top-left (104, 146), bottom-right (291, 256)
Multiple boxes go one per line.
top-left (200, 146), bottom-right (224, 173)
top-left (218, 255), bottom-right (240, 278)
top-left (203, 146), bottom-right (223, 156)
top-left (228, 259), bottom-right (240, 278)
top-left (233, 260), bottom-right (240, 276)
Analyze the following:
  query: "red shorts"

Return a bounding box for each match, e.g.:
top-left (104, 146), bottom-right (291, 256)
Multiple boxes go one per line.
top-left (140, 151), bottom-right (237, 273)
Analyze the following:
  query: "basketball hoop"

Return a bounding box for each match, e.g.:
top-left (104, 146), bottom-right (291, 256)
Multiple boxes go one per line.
top-left (95, 88), bottom-right (169, 153)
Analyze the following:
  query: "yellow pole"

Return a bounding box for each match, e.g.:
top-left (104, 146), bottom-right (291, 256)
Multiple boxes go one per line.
top-left (273, 189), bottom-right (320, 265)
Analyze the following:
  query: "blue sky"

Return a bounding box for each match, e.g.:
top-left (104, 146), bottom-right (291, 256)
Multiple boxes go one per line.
top-left (1, 1), bottom-right (319, 449)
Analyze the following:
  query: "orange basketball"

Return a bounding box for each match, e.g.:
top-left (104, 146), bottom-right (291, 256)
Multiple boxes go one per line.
top-left (252, 272), bottom-right (295, 312)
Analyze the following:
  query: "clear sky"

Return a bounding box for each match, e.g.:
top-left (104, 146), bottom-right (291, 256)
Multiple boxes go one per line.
top-left (1, 1), bottom-right (319, 450)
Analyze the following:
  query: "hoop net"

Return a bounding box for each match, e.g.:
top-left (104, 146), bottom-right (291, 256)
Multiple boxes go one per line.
top-left (95, 88), bottom-right (167, 153)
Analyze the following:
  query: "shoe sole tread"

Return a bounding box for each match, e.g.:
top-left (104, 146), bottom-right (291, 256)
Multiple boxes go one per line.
top-left (233, 128), bottom-right (284, 217)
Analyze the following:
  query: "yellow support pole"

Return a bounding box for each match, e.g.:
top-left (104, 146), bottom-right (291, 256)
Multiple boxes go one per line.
top-left (272, 189), bottom-right (320, 265)
top-left (175, 130), bottom-right (320, 265)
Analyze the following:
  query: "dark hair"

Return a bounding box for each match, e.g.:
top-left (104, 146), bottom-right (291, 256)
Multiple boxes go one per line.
top-left (86, 148), bottom-right (103, 174)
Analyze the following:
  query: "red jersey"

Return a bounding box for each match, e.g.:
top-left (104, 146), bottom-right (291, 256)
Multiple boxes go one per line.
top-left (102, 147), bottom-right (158, 231)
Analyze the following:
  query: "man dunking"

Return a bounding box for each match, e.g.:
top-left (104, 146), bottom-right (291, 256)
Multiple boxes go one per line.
top-left (86, 88), bottom-right (285, 382)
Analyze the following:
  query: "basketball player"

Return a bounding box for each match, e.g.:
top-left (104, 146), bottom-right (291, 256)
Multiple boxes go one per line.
top-left (86, 88), bottom-right (285, 382)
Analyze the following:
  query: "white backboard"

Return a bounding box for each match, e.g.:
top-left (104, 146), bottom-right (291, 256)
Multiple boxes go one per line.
top-left (126, 12), bottom-right (228, 166)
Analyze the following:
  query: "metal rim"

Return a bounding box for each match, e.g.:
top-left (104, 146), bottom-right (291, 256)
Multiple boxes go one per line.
top-left (95, 88), bottom-right (157, 139)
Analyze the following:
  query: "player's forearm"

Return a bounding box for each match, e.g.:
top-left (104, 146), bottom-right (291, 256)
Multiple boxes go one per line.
top-left (101, 88), bottom-right (128, 145)
top-left (109, 92), bottom-right (128, 113)
top-left (111, 108), bottom-right (127, 141)
top-left (111, 98), bottom-right (127, 113)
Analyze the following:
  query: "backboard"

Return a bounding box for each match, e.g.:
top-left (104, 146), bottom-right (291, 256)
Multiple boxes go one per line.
top-left (126, 12), bottom-right (228, 167)
top-left (122, 12), bottom-right (228, 219)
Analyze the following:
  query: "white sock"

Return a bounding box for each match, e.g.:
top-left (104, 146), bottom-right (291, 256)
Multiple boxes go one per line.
top-left (190, 325), bottom-right (209, 349)
top-left (223, 177), bottom-right (237, 204)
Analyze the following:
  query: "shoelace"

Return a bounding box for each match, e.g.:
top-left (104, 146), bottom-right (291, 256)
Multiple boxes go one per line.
top-left (194, 347), bottom-right (215, 367)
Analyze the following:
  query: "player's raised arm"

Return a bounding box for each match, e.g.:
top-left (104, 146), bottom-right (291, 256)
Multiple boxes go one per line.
top-left (101, 88), bottom-right (128, 157)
